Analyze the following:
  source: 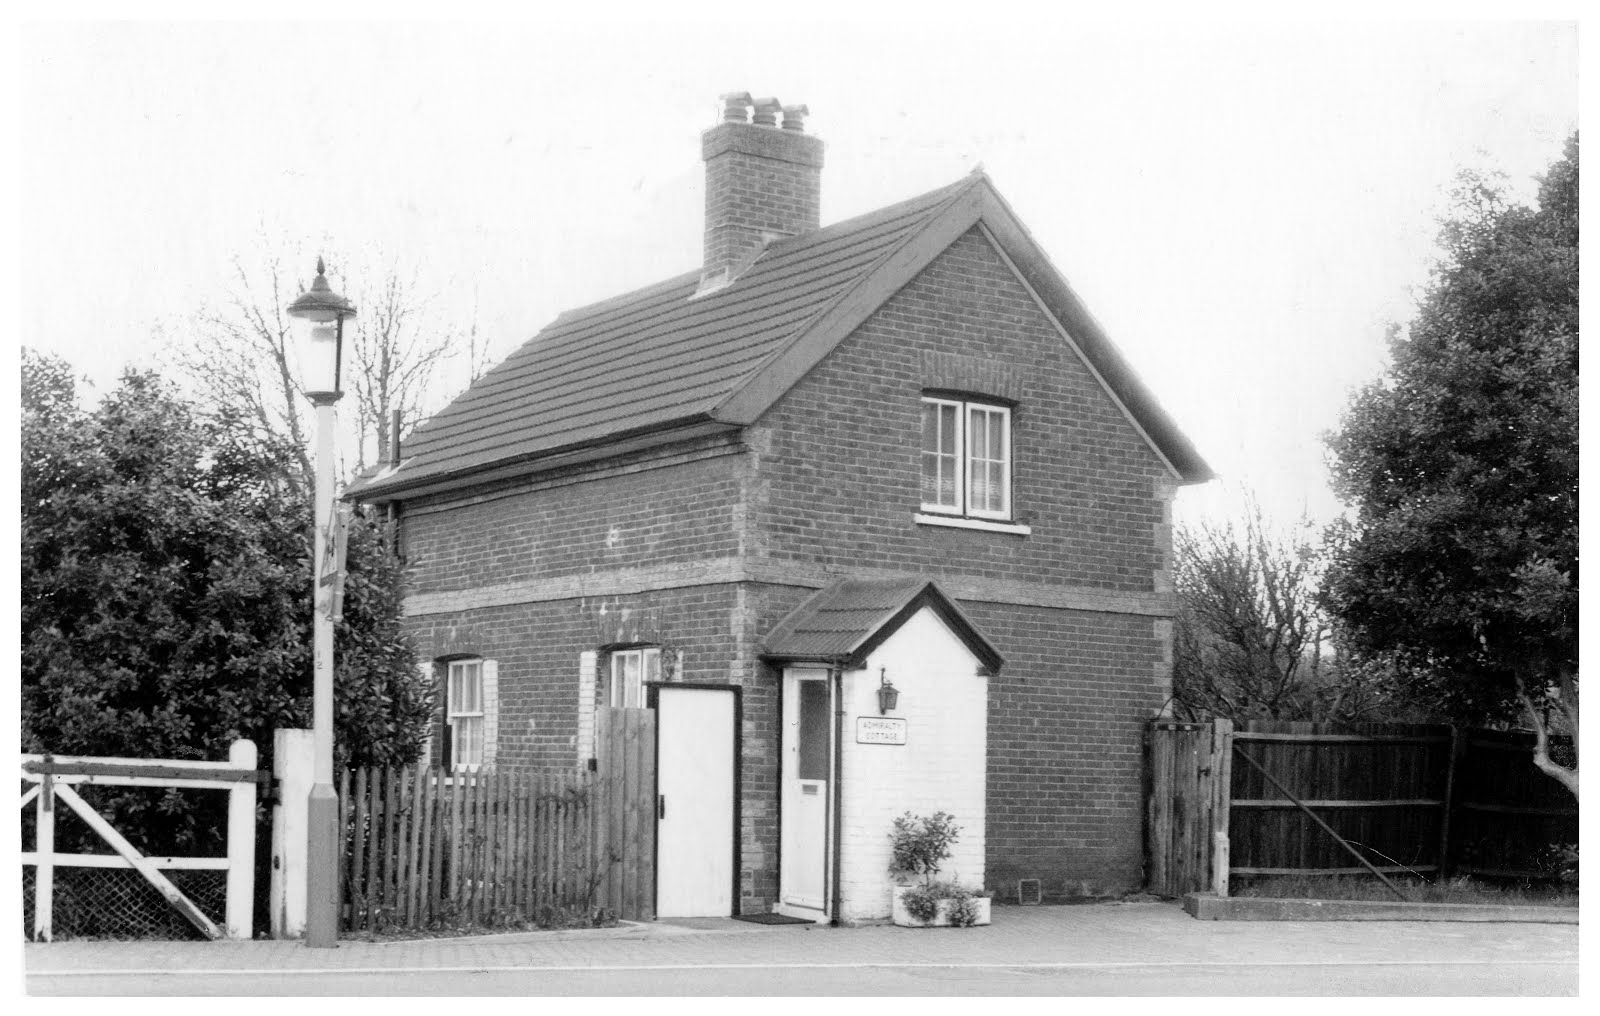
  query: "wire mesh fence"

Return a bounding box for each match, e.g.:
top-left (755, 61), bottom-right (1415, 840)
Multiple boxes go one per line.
top-left (22, 865), bottom-right (227, 940)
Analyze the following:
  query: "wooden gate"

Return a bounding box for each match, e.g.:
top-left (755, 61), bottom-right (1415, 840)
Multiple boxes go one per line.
top-left (594, 706), bottom-right (656, 922)
top-left (21, 741), bottom-right (263, 941)
top-left (1146, 719), bottom-right (1231, 897)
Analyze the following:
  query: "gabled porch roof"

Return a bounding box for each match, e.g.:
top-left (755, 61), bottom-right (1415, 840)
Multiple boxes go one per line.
top-left (761, 577), bottom-right (1004, 674)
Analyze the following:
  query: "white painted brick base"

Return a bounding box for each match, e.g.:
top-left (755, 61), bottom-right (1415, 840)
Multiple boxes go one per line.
top-left (837, 607), bottom-right (987, 924)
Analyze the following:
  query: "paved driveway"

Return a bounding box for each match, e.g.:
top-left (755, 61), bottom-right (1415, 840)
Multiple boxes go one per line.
top-left (23, 900), bottom-right (1579, 995)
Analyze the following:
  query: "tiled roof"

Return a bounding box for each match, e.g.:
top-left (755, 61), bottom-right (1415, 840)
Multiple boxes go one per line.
top-left (353, 177), bottom-right (975, 498)
top-left (762, 578), bottom-right (1004, 671)
top-left (352, 169), bottom-right (1212, 501)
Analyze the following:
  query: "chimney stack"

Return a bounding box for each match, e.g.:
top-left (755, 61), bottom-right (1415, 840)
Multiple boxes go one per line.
top-left (700, 91), bottom-right (824, 290)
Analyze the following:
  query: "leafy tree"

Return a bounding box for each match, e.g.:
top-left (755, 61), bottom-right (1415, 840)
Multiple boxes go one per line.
top-left (21, 350), bottom-right (433, 857)
top-left (1323, 135), bottom-right (1578, 799)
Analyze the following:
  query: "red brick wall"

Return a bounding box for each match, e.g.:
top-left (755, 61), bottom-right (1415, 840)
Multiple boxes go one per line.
top-left (746, 227), bottom-right (1171, 589)
top-left (746, 227), bottom-right (1176, 897)
top-left (400, 437), bottom-right (746, 595)
top-left (405, 586), bottom-right (748, 771)
top-left (965, 602), bottom-right (1166, 895)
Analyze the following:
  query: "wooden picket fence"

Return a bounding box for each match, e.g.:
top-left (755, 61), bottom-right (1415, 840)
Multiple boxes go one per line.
top-left (336, 706), bottom-right (658, 933)
top-left (1147, 718), bottom-right (1578, 897)
top-left (338, 768), bottom-right (594, 932)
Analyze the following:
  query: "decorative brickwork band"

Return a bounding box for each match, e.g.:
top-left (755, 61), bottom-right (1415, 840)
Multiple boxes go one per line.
top-left (920, 350), bottom-right (1024, 402)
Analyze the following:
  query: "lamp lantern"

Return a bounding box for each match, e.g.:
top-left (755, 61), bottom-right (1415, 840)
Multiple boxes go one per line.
top-left (877, 667), bottom-right (899, 715)
top-left (287, 257), bottom-right (355, 399)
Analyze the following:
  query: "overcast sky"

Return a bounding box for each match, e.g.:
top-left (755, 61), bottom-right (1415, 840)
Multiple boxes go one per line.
top-left (16, 17), bottom-right (1579, 534)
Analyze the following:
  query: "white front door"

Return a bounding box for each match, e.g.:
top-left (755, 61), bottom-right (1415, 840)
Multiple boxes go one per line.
top-left (654, 686), bottom-right (736, 918)
top-left (780, 670), bottom-right (832, 915)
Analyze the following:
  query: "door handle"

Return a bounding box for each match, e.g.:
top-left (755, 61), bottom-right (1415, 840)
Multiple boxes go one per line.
top-left (659, 794), bottom-right (666, 820)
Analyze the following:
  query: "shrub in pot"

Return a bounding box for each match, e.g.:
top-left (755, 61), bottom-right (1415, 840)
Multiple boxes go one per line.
top-left (887, 811), bottom-right (991, 927)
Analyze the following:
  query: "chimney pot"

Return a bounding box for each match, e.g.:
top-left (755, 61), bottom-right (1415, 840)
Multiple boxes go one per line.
top-left (720, 91), bottom-right (753, 124)
top-left (781, 104), bottom-right (809, 132)
top-left (752, 97), bottom-right (781, 127)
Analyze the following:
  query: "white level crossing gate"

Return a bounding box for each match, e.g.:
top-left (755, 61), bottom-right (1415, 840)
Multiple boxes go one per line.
top-left (20, 740), bottom-right (264, 941)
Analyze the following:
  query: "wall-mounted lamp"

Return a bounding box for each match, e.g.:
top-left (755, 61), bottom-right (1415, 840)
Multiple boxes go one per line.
top-left (877, 667), bottom-right (900, 715)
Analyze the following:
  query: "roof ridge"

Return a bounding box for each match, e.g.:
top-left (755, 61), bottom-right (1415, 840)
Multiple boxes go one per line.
top-left (546, 268), bottom-right (700, 328)
top-left (764, 174), bottom-right (979, 258)
top-left (541, 178), bottom-right (974, 334)
top-left (419, 192), bottom-right (960, 438)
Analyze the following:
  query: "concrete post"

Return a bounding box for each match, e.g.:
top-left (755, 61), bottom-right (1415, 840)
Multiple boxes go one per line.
top-left (271, 729), bottom-right (314, 938)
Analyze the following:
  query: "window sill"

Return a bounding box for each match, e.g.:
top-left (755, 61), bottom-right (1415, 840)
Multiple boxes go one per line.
top-left (914, 513), bottom-right (1032, 536)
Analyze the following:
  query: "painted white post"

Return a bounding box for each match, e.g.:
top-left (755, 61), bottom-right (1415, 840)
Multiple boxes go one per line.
top-left (271, 729), bottom-right (314, 938)
top-left (286, 264), bottom-right (352, 948)
top-left (226, 739), bottom-right (259, 939)
top-left (306, 392), bottom-right (341, 948)
top-left (34, 773), bottom-right (54, 942)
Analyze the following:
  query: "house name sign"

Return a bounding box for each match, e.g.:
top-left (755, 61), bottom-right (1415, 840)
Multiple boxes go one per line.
top-left (856, 717), bottom-right (908, 745)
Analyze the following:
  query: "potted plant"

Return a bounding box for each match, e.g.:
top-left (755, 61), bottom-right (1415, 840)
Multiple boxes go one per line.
top-left (887, 811), bottom-right (991, 927)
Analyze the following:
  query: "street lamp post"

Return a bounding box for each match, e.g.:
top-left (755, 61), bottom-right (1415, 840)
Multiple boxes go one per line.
top-left (288, 258), bottom-right (355, 948)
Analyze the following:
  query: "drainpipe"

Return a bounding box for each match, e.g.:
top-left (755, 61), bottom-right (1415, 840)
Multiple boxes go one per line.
top-left (830, 660), bottom-right (845, 927)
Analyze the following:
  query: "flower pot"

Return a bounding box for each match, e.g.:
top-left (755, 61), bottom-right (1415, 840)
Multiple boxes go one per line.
top-left (891, 885), bottom-right (993, 927)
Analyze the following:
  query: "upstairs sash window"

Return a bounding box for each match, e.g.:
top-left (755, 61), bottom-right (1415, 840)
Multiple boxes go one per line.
top-left (920, 397), bottom-right (1012, 520)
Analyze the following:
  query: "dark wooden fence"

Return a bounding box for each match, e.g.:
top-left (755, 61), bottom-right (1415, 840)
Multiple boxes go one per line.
top-left (1147, 718), bottom-right (1577, 897)
top-left (337, 706), bottom-right (657, 932)
top-left (1450, 728), bottom-right (1580, 879)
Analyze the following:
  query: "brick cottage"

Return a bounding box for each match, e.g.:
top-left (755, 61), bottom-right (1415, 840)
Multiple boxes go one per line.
top-left (351, 93), bottom-right (1212, 923)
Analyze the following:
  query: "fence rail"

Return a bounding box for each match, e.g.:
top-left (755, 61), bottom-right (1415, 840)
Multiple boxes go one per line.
top-left (1147, 719), bottom-right (1577, 897)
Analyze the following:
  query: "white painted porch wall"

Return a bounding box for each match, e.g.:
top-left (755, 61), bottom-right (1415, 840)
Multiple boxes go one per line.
top-left (837, 607), bottom-right (987, 923)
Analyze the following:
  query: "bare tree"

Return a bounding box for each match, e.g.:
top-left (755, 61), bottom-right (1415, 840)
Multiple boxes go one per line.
top-left (1170, 505), bottom-right (1336, 721)
top-left (177, 249), bottom-right (460, 487)
top-left (179, 254), bottom-right (314, 491)
top-left (346, 265), bottom-right (452, 472)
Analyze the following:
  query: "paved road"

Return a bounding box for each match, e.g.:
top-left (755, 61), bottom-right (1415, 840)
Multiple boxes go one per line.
top-left (23, 901), bottom-right (1580, 996)
top-left (30, 959), bottom-right (1577, 996)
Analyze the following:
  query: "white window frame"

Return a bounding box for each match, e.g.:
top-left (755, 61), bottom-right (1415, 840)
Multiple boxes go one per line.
top-left (920, 396), bottom-right (1012, 521)
top-left (447, 658), bottom-right (485, 771)
top-left (609, 647), bottom-right (661, 709)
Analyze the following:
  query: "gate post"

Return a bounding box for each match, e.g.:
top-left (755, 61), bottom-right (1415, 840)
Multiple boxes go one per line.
top-left (226, 739), bottom-right (259, 939)
top-left (271, 729), bottom-right (314, 938)
top-left (1210, 718), bottom-right (1233, 897)
top-left (34, 768), bottom-right (55, 942)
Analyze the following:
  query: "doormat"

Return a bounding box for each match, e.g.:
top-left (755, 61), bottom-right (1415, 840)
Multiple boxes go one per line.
top-left (733, 913), bottom-right (817, 925)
